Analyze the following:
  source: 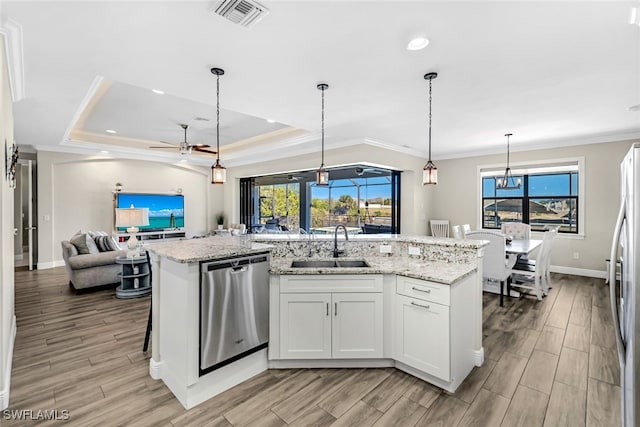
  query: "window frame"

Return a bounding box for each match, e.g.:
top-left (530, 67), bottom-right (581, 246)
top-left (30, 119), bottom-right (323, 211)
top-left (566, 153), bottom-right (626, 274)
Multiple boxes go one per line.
top-left (477, 157), bottom-right (585, 237)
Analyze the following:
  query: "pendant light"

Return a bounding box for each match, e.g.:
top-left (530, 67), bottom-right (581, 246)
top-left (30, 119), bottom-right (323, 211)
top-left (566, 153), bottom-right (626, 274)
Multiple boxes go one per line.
top-left (211, 67), bottom-right (226, 184)
top-left (496, 133), bottom-right (521, 190)
top-left (316, 83), bottom-right (329, 186)
top-left (422, 72), bottom-right (438, 185)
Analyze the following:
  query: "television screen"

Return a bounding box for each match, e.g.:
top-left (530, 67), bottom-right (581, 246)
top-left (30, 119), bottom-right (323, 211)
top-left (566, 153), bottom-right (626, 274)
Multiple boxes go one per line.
top-left (116, 193), bottom-right (184, 231)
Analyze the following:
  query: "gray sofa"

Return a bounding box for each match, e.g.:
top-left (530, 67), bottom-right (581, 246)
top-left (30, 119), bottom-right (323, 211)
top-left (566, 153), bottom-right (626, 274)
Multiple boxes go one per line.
top-left (61, 241), bottom-right (127, 291)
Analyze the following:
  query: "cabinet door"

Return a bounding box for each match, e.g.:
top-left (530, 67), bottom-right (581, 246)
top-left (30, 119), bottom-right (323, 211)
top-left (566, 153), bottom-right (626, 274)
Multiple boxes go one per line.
top-left (332, 293), bottom-right (383, 359)
top-left (279, 293), bottom-right (331, 359)
top-left (395, 294), bottom-right (450, 381)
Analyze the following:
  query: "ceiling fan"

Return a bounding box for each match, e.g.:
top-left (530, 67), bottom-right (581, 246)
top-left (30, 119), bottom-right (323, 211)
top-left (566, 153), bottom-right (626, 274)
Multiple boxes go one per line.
top-left (355, 167), bottom-right (384, 176)
top-left (149, 124), bottom-right (217, 155)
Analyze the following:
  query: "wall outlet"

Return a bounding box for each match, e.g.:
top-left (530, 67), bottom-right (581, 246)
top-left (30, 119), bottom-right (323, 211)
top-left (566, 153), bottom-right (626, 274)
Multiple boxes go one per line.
top-left (380, 244), bottom-right (392, 254)
top-left (573, 252), bottom-right (580, 260)
top-left (408, 246), bottom-right (421, 256)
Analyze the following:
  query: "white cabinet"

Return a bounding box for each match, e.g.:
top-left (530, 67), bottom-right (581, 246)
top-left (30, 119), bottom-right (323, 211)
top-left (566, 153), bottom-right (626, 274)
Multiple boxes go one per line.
top-left (279, 293), bottom-right (332, 359)
top-left (278, 275), bottom-right (384, 360)
top-left (332, 293), bottom-right (383, 358)
top-left (394, 294), bottom-right (450, 381)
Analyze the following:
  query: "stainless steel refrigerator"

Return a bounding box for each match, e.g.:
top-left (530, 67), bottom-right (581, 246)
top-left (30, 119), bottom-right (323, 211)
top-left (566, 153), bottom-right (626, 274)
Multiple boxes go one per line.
top-left (610, 143), bottom-right (639, 427)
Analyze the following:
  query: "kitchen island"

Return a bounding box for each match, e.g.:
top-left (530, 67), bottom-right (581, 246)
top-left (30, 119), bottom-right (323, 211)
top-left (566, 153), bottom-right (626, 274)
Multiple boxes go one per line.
top-left (147, 234), bottom-right (487, 409)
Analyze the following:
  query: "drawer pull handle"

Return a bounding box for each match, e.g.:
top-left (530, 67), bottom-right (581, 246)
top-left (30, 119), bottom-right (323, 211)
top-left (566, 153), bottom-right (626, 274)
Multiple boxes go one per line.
top-left (412, 286), bottom-right (431, 293)
top-left (411, 301), bottom-right (430, 310)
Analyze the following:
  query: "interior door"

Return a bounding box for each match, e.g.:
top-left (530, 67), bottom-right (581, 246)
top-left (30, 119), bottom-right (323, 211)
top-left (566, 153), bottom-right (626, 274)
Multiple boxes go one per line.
top-left (14, 158), bottom-right (37, 270)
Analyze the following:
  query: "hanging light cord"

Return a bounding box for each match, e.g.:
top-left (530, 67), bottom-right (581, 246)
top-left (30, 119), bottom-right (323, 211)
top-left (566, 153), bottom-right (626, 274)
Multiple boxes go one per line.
top-left (216, 73), bottom-right (221, 164)
top-left (321, 85), bottom-right (325, 167)
top-left (428, 77), bottom-right (433, 162)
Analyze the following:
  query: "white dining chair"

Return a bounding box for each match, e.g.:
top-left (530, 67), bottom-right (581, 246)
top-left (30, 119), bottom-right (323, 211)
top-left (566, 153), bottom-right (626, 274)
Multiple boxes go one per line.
top-left (430, 220), bottom-right (450, 238)
top-left (461, 224), bottom-right (471, 237)
top-left (465, 230), bottom-right (516, 306)
top-left (513, 227), bottom-right (557, 295)
top-left (501, 222), bottom-right (531, 240)
top-left (452, 225), bottom-right (463, 239)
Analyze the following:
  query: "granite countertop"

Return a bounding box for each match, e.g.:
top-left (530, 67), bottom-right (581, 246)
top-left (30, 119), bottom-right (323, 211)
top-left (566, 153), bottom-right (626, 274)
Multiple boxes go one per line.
top-left (253, 233), bottom-right (487, 249)
top-left (146, 236), bottom-right (273, 263)
top-left (270, 256), bottom-right (477, 285)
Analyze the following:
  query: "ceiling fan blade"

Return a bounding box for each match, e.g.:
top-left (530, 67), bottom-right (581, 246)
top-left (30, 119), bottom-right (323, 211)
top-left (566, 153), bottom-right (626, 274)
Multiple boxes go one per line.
top-left (192, 144), bottom-right (211, 148)
top-left (149, 146), bottom-right (179, 149)
top-left (157, 140), bottom-right (178, 146)
top-left (193, 147), bottom-right (218, 155)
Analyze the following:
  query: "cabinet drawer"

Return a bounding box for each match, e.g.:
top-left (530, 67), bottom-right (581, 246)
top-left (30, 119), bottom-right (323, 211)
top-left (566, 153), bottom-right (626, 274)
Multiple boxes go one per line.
top-left (396, 276), bottom-right (449, 306)
top-left (281, 275), bottom-right (383, 293)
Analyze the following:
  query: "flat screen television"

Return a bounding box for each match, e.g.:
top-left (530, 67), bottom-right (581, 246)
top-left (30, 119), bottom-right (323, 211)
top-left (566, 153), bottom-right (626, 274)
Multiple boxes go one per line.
top-left (115, 193), bottom-right (184, 231)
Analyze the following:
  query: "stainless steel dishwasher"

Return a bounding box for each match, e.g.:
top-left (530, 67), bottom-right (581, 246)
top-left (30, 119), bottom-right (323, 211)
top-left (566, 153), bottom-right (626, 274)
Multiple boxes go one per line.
top-left (200, 252), bottom-right (270, 376)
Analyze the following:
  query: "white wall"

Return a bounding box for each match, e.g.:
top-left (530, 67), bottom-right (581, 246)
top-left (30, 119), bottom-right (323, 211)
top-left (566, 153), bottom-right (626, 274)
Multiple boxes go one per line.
top-left (36, 152), bottom-right (222, 267)
top-left (430, 139), bottom-right (636, 274)
top-left (0, 34), bottom-right (16, 410)
top-left (225, 144), bottom-right (433, 235)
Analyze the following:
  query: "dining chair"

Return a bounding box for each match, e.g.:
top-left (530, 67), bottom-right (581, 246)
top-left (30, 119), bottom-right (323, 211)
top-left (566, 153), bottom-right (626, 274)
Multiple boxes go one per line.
top-left (501, 222), bottom-right (531, 239)
top-left (465, 230), bottom-right (516, 306)
top-left (461, 224), bottom-right (471, 237)
top-left (452, 225), bottom-right (463, 239)
top-left (430, 219), bottom-right (450, 238)
top-left (514, 227), bottom-right (557, 295)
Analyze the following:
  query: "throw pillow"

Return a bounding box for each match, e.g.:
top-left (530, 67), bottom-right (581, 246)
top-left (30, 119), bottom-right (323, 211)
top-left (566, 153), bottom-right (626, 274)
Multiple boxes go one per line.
top-left (70, 233), bottom-right (99, 255)
top-left (105, 236), bottom-right (122, 251)
top-left (94, 235), bottom-right (110, 252)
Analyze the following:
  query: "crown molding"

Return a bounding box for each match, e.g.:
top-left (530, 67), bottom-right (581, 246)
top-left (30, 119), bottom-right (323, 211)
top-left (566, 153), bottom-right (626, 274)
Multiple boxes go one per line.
top-left (0, 15), bottom-right (25, 101)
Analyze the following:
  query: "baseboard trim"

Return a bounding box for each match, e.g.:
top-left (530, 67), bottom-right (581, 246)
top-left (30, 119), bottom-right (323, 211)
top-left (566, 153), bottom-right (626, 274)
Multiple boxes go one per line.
top-left (1, 315), bottom-right (17, 410)
top-left (474, 348), bottom-right (484, 367)
top-left (37, 260), bottom-right (65, 270)
top-left (550, 265), bottom-right (606, 279)
top-left (149, 358), bottom-right (163, 380)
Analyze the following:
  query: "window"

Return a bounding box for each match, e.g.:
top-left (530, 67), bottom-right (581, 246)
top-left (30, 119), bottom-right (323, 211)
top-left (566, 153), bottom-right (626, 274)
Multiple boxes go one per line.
top-left (481, 163), bottom-right (580, 234)
top-left (239, 165), bottom-right (401, 234)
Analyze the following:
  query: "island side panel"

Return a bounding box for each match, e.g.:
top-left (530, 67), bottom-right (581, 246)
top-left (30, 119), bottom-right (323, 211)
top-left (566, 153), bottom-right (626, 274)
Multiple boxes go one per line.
top-left (474, 248), bottom-right (485, 365)
top-left (157, 257), bottom-right (200, 404)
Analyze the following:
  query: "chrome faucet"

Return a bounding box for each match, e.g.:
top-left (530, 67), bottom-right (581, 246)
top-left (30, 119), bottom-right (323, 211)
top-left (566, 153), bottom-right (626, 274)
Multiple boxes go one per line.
top-left (333, 225), bottom-right (349, 258)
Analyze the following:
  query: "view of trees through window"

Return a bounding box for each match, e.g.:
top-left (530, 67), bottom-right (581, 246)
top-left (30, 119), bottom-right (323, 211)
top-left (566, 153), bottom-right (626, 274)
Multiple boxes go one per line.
top-left (251, 167), bottom-right (398, 234)
top-left (310, 177), bottom-right (393, 232)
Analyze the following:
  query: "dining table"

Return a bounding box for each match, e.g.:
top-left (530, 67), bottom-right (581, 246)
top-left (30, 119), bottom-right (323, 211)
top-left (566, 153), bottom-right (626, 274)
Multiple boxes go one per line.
top-left (506, 238), bottom-right (543, 256)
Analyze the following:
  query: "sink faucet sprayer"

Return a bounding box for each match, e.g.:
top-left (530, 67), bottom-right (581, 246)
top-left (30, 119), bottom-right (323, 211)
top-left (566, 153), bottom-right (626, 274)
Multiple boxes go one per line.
top-left (333, 225), bottom-right (349, 258)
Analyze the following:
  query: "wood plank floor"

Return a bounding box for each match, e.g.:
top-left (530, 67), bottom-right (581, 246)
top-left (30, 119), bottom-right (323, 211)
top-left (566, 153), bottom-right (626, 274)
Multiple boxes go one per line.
top-left (6, 268), bottom-right (621, 426)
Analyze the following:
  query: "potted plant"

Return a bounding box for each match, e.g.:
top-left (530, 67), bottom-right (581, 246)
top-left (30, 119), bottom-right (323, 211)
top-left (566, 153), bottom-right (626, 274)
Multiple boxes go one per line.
top-left (216, 212), bottom-right (225, 230)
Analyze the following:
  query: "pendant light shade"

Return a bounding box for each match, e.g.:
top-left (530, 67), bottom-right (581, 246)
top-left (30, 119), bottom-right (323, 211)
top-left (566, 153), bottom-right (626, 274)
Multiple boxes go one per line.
top-left (423, 72), bottom-right (438, 185)
top-left (211, 67), bottom-right (226, 184)
top-left (496, 133), bottom-right (521, 190)
top-left (316, 83), bottom-right (329, 186)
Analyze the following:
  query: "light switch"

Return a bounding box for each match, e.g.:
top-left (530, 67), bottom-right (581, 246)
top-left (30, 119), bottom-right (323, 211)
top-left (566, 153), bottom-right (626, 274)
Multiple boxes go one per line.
top-left (408, 246), bottom-right (421, 255)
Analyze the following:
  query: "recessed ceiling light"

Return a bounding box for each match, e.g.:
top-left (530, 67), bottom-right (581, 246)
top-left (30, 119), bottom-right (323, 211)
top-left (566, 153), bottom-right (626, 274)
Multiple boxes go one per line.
top-left (100, 150), bottom-right (109, 154)
top-left (628, 104), bottom-right (640, 112)
top-left (266, 118), bottom-right (276, 123)
top-left (105, 129), bottom-right (117, 134)
top-left (152, 89), bottom-right (165, 95)
top-left (407, 36), bottom-right (429, 51)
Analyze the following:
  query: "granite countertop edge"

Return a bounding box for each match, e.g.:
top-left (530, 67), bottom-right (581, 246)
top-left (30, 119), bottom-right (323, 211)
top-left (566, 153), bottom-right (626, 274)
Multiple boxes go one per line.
top-left (269, 257), bottom-right (477, 285)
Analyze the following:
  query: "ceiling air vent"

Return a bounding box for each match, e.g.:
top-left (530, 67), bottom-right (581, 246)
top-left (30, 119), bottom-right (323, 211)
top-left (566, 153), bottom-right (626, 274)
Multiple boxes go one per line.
top-left (212, 0), bottom-right (270, 28)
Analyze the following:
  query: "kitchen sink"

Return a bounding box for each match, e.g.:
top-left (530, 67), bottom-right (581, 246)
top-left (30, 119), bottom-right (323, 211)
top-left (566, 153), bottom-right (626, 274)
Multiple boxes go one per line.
top-left (335, 260), bottom-right (370, 268)
top-left (290, 259), bottom-right (370, 268)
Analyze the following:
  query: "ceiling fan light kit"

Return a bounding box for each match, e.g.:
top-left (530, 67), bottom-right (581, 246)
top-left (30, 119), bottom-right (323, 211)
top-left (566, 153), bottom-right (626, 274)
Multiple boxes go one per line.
top-left (422, 72), bottom-right (438, 185)
top-left (496, 133), bottom-right (521, 190)
top-left (211, 67), bottom-right (226, 184)
top-left (316, 83), bottom-right (329, 186)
